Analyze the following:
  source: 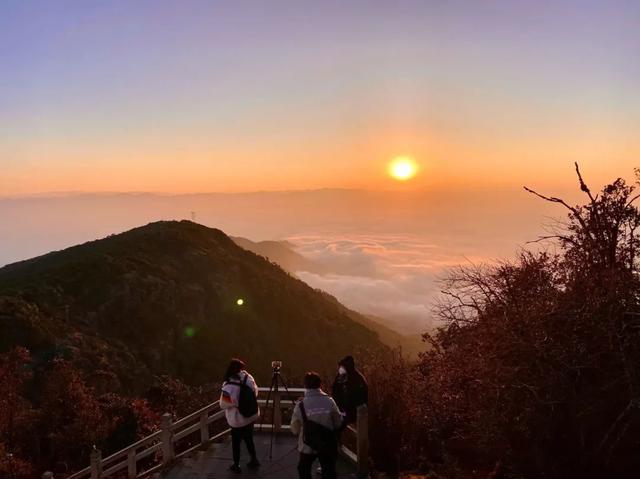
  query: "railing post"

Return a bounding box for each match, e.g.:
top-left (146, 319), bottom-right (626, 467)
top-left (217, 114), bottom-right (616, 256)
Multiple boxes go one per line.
top-left (90, 447), bottom-right (103, 479)
top-left (161, 413), bottom-right (174, 465)
top-left (273, 388), bottom-right (282, 432)
top-left (356, 404), bottom-right (369, 479)
top-left (200, 410), bottom-right (210, 445)
top-left (127, 448), bottom-right (137, 479)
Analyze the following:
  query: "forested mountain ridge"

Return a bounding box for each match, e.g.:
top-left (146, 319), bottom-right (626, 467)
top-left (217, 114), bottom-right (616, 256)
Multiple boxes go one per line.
top-left (0, 221), bottom-right (384, 393)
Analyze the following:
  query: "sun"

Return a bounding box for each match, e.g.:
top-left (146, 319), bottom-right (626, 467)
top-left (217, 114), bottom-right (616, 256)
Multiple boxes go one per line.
top-left (388, 156), bottom-right (418, 181)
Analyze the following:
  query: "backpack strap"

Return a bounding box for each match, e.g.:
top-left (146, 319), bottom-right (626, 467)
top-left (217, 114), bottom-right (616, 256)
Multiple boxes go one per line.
top-left (242, 373), bottom-right (249, 386)
top-left (299, 399), bottom-right (309, 425)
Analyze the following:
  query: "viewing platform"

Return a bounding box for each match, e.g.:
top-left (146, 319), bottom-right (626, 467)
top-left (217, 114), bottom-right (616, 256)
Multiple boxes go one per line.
top-left (62, 387), bottom-right (369, 479)
top-left (163, 431), bottom-right (358, 478)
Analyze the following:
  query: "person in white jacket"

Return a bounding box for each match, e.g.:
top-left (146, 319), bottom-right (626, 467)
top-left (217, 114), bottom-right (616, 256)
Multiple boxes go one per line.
top-left (291, 372), bottom-right (343, 479)
top-left (220, 358), bottom-right (260, 473)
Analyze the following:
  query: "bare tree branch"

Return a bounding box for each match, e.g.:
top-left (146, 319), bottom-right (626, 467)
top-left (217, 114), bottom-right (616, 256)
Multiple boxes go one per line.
top-left (525, 235), bottom-right (579, 247)
top-left (575, 162), bottom-right (597, 203)
top-left (626, 192), bottom-right (640, 208)
top-left (524, 185), bottom-right (593, 243)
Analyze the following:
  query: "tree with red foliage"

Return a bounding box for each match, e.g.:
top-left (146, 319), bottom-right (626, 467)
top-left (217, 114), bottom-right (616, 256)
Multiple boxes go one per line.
top-left (98, 394), bottom-right (159, 456)
top-left (0, 347), bottom-right (36, 478)
top-left (363, 166), bottom-right (640, 478)
top-left (145, 375), bottom-right (214, 418)
top-left (38, 359), bottom-right (110, 470)
top-left (415, 166), bottom-right (640, 478)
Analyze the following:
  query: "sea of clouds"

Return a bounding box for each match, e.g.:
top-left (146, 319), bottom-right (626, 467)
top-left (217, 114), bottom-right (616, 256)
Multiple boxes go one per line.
top-left (287, 233), bottom-right (490, 333)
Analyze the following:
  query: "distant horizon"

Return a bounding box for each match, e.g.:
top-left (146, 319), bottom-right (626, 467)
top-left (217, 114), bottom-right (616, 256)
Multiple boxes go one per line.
top-left (1, 171), bottom-right (633, 199)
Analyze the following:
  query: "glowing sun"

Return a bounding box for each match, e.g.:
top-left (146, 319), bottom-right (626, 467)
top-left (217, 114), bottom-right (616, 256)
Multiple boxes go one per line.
top-left (388, 156), bottom-right (418, 181)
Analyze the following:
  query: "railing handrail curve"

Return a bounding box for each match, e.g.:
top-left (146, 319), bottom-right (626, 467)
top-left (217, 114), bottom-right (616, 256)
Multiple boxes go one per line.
top-left (171, 400), bottom-right (220, 429)
top-left (63, 385), bottom-right (368, 479)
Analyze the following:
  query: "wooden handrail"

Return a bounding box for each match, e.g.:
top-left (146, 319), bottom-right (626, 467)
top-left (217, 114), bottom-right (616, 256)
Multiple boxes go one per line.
top-left (356, 404), bottom-right (369, 478)
top-left (257, 386), bottom-right (306, 394)
top-left (62, 386), bottom-right (369, 479)
top-left (171, 401), bottom-right (220, 429)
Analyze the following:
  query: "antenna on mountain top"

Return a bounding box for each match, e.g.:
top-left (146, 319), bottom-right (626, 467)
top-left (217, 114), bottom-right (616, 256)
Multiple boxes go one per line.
top-left (190, 211), bottom-right (196, 222)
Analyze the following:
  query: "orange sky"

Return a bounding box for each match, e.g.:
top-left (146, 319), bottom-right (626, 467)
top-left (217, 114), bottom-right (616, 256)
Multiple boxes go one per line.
top-left (2, 1), bottom-right (639, 196)
top-left (2, 127), bottom-right (638, 195)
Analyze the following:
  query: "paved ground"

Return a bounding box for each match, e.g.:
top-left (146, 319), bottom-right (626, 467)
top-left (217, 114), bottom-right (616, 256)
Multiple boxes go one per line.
top-left (162, 432), bottom-right (357, 479)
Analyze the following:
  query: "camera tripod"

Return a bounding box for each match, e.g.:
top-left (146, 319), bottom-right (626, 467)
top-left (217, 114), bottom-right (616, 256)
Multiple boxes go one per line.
top-left (260, 364), bottom-right (298, 459)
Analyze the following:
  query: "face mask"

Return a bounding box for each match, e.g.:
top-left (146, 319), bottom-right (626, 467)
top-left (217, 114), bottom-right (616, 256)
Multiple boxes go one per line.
top-left (338, 366), bottom-right (347, 375)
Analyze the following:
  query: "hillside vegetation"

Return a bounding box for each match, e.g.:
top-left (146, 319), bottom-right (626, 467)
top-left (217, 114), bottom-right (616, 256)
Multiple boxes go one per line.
top-left (0, 221), bottom-right (384, 391)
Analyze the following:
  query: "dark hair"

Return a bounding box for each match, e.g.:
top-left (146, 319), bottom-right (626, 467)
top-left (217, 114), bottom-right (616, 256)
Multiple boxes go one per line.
top-left (223, 358), bottom-right (246, 382)
top-left (339, 355), bottom-right (355, 370)
top-left (304, 371), bottom-right (322, 389)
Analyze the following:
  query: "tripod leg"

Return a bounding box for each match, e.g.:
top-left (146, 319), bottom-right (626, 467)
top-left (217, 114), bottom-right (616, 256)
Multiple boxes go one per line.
top-left (277, 372), bottom-right (298, 407)
top-left (260, 373), bottom-right (276, 433)
top-left (269, 379), bottom-right (279, 460)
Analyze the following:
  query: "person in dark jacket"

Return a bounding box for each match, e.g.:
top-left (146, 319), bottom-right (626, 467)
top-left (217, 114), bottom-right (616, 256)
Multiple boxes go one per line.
top-left (331, 355), bottom-right (368, 424)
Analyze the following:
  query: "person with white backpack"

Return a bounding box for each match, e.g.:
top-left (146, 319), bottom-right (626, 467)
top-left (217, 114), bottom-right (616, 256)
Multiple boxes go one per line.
top-left (220, 358), bottom-right (261, 473)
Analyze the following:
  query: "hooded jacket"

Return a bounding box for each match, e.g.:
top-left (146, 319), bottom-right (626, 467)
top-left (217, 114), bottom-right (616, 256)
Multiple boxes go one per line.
top-left (331, 358), bottom-right (368, 424)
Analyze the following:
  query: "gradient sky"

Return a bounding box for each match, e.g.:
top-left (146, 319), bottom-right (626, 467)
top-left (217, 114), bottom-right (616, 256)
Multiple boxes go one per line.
top-left (1, 0), bottom-right (639, 195)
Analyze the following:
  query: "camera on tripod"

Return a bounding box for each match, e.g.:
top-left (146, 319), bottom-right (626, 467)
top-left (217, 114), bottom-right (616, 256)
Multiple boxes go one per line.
top-left (261, 360), bottom-right (295, 459)
top-left (271, 360), bottom-right (282, 372)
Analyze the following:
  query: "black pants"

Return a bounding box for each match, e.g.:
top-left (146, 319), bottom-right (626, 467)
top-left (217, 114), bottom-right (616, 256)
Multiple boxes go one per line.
top-left (298, 451), bottom-right (337, 479)
top-left (231, 423), bottom-right (257, 466)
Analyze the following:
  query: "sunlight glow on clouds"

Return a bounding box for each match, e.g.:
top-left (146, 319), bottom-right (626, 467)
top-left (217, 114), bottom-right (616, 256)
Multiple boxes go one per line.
top-left (287, 233), bottom-right (490, 333)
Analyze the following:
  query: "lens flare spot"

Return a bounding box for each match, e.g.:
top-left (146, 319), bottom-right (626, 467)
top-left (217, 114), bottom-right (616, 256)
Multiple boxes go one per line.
top-left (236, 298), bottom-right (244, 306)
top-left (184, 326), bottom-right (196, 338)
top-left (388, 156), bottom-right (418, 181)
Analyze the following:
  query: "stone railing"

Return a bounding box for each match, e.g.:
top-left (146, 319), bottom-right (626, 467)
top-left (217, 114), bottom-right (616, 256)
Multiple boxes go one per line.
top-left (60, 386), bottom-right (369, 479)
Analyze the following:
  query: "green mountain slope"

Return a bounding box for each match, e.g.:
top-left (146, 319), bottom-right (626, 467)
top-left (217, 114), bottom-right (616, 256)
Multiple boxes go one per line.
top-left (0, 221), bottom-right (384, 392)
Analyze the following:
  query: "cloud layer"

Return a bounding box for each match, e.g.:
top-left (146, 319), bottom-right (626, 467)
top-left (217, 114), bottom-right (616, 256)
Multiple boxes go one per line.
top-left (287, 233), bottom-right (490, 333)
